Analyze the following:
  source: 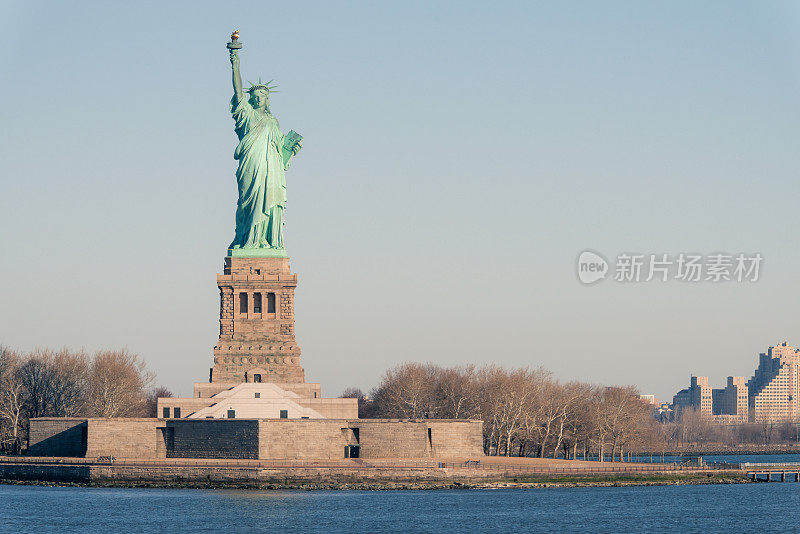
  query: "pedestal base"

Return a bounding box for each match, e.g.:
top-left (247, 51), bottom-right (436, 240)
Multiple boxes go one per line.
top-left (212, 255), bottom-right (304, 383)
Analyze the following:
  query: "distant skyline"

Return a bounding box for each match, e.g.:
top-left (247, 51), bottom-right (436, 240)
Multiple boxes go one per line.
top-left (1, 2), bottom-right (799, 402)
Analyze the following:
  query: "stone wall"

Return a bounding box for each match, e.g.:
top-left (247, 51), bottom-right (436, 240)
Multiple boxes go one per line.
top-left (28, 418), bottom-right (87, 457)
top-left (259, 420), bottom-right (346, 459)
top-left (168, 419), bottom-right (259, 459)
top-left (0, 459), bottom-right (498, 487)
top-left (85, 419), bottom-right (163, 459)
top-left (427, 421), bottom-right (484, 457)
top-left (256, 419), bottom-right (483, 459)
top-left (358, 420), bottom-right (430, 458)
top-left (28, 417), bottom-right (483, 461)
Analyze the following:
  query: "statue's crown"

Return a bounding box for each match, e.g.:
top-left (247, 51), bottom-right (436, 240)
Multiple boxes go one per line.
top-left (247, 78), bottom-right (279, 94)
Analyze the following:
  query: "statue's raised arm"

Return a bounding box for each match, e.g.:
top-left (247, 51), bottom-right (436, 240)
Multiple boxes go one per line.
top-left (228, 31), bottom-right (244, 104)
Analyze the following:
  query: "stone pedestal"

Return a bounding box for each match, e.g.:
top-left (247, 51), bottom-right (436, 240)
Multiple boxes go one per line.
top-left (211, 256), bottom-right (305, 383)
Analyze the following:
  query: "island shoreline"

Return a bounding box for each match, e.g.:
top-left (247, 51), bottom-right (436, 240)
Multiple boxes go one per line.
top-left (0, 471), bottom-right (753, 490)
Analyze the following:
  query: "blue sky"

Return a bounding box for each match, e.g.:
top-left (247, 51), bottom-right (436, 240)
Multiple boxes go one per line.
top-left (1, 1), bottom-right (799, 401)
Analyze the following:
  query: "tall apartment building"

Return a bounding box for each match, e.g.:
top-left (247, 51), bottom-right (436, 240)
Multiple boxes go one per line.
top-left (671, 343), bottom-right (800, 424)
top-left (714, 376), bottom-right (749, 423)
top-left (672, 375), bottom-right (748, 423)
top-left (672, 376), bottom-right (713, 420)
top-left (747, 342), bottom-right (800, 423)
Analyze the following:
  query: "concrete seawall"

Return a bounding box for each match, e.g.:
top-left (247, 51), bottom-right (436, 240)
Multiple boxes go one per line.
top-left (0, 457), bottom-right (491, 486)
top-left (0, 456), bottom-right (731, 488)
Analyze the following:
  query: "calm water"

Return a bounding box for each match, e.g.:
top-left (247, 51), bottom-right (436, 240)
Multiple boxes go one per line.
top-left (624, 453), bottom-right (800, 465)
top-left (2, 483), bottom-right (800, 533)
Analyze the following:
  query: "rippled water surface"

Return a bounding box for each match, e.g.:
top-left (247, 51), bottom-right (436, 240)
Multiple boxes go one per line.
top-left (625, 452), bottom-right (800, 465)
top-left (2, 483), bottom-right (800, 533)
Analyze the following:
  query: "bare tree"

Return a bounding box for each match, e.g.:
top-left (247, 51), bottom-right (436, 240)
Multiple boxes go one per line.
top-left (474, 366), bottom-right (504, 455)
top-left (599, 386), bottom-right (644, 462)
top-left (532, 377), bottom-right (565, 458)
top-left (340, 387), bottom-right (365, 399)
top-left (367, 362), bottom-right (666, 459)
top-left (477, 366), bottom-right (547, 456)
top-left (435, 365), bottom-right (479, 420)
top-left (144, 386), bottom-right (174, 418)
top-left (339, 387), bottom-right (376, 418)
top-left (0, 348), bottom-right (25, 453)
top-left (85, 350), bottom-right (154, 417)
top-left (551, 381), bottom-right (594, 459)
top-left (497, 368), bottom-right (537, 456)
top-left (49, 349), bottom-right (88, 416)
top-left (12, 349), bottom-right (87, 418)
top-left (677, 408), bottom-right (714, 447)
top-left (17, 353), bottom-right (53, 419)
top-left (589, 388), bottom-right (609, 461)
top-left (371, 363), bottom-right (440, 419)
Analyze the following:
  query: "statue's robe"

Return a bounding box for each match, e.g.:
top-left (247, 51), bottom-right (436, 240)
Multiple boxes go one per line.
top-left (230, 96), bottom-right (287, 249)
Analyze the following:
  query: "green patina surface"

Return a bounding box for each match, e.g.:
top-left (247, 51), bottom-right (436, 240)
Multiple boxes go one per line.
top-left (227, 247), bottom-right (289, 258)
top-left (226, 33), bottom-right (302, 257)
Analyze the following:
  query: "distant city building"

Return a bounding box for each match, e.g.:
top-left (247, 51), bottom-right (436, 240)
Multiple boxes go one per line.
top-left (747, 342), bottom-right (800, 423)
top-left (639, 394), bottom-right (663, 420)
top-left (670, 342), bottom-right (799, 424)
top-left (672, 387), bottom-right (690, 420)
top-left (639, 394), bottom-right (659, 405)
top-left (655, 403), bottom-right (673, 423)
top-left (717, 376), bottom-right (748, 423)
top-left (672, 375), bottom-right (748, 423)
top-left (672, 376), bottom-right (714, 420)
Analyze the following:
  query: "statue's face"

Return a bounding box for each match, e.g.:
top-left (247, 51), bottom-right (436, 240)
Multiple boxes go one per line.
top-left (250, 89), bottom-right (269, 110)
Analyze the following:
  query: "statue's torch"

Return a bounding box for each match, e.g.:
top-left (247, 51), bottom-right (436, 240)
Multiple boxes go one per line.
top-left (227, 30), bottom-right (242, 50)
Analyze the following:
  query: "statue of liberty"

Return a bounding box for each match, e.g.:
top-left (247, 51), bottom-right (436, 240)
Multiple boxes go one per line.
top-left (227, 31), bottom-right (302, 254)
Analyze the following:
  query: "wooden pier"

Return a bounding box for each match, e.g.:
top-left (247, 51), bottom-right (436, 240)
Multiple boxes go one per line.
top-left (747, 470), bottom-right (800, 482)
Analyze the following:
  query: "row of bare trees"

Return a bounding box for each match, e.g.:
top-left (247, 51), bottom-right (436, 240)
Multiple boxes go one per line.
top-left (667, 408), bottom-right (800, 448)
top-left (0, 347), bottom-right (171, 454)
top-left (345, 363), bottom-right (663, 460)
